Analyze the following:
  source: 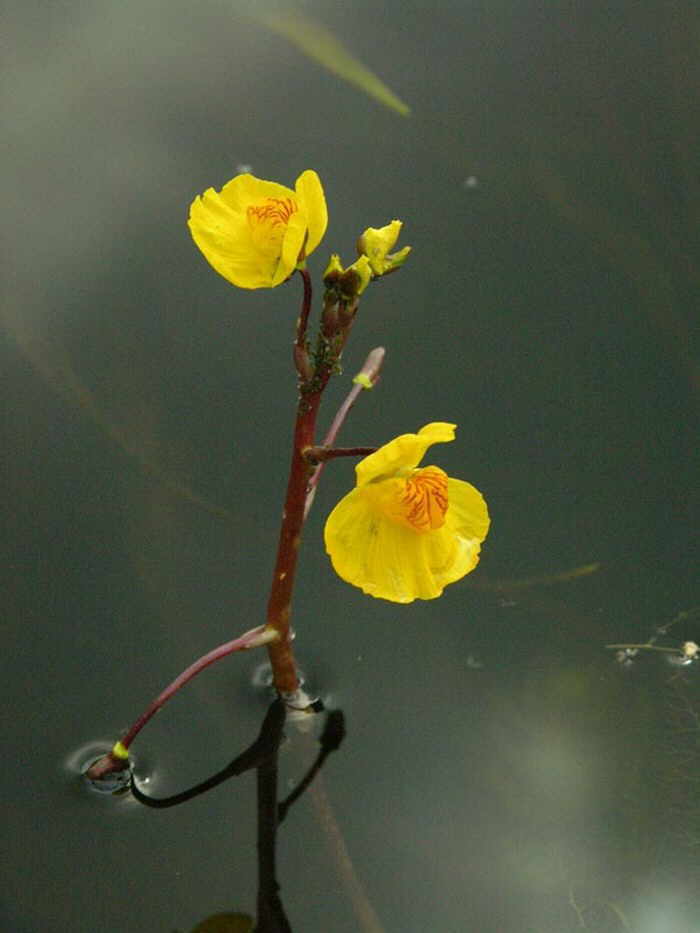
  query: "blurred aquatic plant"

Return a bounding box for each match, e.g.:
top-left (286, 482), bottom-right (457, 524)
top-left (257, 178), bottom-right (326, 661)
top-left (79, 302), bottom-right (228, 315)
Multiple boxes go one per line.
top-left (252, 6), bottom-right (410, 117)
top-left (606, 607), bottom-right (700, 668)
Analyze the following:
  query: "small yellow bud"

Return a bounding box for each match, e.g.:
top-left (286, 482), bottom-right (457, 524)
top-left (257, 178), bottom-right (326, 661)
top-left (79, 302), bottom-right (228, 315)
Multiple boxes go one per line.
top-left (324, 253), bottom-right (372, 299)
top-left (352, 372), bottom-right (374, 389)
top-left (344, 255), bottom-right (372, 296)
top-left (323, 253), bottom-right (344, 285)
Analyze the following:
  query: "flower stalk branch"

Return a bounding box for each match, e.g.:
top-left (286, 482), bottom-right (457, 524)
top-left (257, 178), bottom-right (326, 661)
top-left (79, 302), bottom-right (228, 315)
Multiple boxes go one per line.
top-left (303, 445), bottom-right (378, 464)
top-left (85, 625), bottom-right (276, 780)
top-left (304, 347), bottom-right (385, 519)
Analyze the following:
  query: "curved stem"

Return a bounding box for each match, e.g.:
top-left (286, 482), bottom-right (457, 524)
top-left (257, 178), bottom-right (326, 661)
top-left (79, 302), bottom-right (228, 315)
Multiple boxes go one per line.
top-left (120, 626), bottom-right (277, 748)
top-left (304, 347), bottom-right (385, 519)
top-left (85, 624), bottom-right (276, 779)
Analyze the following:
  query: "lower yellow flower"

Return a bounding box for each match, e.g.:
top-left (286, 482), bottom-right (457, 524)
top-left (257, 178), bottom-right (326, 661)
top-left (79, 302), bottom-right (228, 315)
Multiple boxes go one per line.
top-left (324, 423), bottom-right (490, 603)
top-left (188, 169), bottom-right (327, 289)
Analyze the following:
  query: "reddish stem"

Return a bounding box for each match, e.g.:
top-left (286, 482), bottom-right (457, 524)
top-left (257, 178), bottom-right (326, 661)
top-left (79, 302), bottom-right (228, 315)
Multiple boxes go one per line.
top-left (304, 445), bottom-right (377, 464)
top-left (264, 270), bottom-right (349, 694)
top-left (304, 347), bottom-right (385, 519)
top-left (264, 385), bottom-right (327, 694)
top-left (85, 624), bottom-right (274, 780)
top-left (120, 626), bottom-right (274, 747)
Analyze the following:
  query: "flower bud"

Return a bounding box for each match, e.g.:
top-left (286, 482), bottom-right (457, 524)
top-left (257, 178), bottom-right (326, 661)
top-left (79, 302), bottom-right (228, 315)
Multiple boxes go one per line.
top-left (357, 220), bottom-right (411, 276)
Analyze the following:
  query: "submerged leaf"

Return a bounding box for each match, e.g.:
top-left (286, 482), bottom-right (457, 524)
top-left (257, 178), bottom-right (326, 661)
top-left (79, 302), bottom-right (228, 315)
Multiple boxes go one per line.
top-left (254, 7), bottom-right (410, 116)
top-left (467, 562), bottom-right (601, 590)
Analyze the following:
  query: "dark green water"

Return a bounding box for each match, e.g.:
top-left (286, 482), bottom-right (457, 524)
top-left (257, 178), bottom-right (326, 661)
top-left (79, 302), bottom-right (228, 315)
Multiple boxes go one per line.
top-left (3, 1), bottom-right (698, 930)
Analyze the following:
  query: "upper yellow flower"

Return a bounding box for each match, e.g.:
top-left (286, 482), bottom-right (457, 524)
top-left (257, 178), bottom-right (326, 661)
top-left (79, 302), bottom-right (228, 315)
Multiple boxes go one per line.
top-left (188, 170), bottom-right (328, 289)
top-left (324, 423), bottom-right (490, 603)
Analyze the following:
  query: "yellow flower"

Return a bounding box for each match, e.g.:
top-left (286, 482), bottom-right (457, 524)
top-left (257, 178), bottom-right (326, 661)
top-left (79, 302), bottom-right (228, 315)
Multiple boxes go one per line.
top-left (188, 170), bottom-right (328, 289)
top-left (324, 423), bottom-right (490, 603)
top-left (357, 220), bottom-right (411, 276)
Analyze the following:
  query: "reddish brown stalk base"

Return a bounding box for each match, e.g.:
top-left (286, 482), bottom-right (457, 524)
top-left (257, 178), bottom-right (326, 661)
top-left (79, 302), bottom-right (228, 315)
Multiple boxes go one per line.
top-left (264, 267), bottom-right (352, 695)
top-left (264, 380), bottom-right (325, 694)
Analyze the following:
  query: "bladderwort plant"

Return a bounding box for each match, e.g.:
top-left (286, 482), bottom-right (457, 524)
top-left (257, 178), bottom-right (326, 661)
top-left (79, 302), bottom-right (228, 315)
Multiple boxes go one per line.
top-left (87, 168), bottom-right (490, 783)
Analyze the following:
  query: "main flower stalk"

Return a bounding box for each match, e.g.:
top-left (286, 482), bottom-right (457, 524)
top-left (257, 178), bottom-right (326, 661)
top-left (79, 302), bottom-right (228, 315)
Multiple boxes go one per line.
top-left (264, 268), bottom-right (352, 695)
top-left (263, 394), bottom-right (321, 694)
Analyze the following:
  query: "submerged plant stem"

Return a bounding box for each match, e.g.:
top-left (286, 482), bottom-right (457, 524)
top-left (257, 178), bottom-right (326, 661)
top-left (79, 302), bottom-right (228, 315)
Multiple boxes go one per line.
top-left (605, 643), bottom-right (684, 655)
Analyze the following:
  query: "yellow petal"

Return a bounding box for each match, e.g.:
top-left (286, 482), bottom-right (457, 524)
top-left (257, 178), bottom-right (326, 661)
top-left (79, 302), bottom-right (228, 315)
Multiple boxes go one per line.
top-left (189, 187), bottom-right (264, 287)
top-left (445, 477), bottom-right (491, 545)
top-left (188, 170), bottom-right (327, 290)
top-left (324, 487), bottom-right (424, 602)
top-left (276, 208), bottom-right (308, 286)
top-left (355, 422), bottom-right (456, 486)
top-left (294, 170), bottom-right (328, 256)
top-left (220, 174), bottom-right (297, 213)
top-left (324, 474), bottom-right (489, 603)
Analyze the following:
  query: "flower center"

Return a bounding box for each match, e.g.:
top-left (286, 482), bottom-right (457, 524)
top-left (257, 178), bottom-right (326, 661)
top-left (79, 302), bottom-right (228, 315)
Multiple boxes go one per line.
top-left (380, 466), bottom-right (449, 532)
top-left (246, 197), bottom-right (298, 256)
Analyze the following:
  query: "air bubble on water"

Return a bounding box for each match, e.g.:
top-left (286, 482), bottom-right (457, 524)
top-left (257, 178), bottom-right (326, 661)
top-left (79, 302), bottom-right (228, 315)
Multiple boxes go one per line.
top-left (64, 740), bottom-right (133, 796)
top-left (666, 653), bottom-right (694, 668)
top-left (250, 661), bottom-right (306, 691)
top-left (250, 662), bottom-right (274, 689)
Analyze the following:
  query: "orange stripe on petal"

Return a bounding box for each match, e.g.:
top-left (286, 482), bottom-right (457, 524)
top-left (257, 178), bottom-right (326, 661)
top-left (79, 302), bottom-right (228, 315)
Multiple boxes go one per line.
top-left (246, 197), bottom-right (298, 256)
top-left (247, 197), bottom-right (297, 227)
top-left (399, 467), bottom-right (448, 531)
